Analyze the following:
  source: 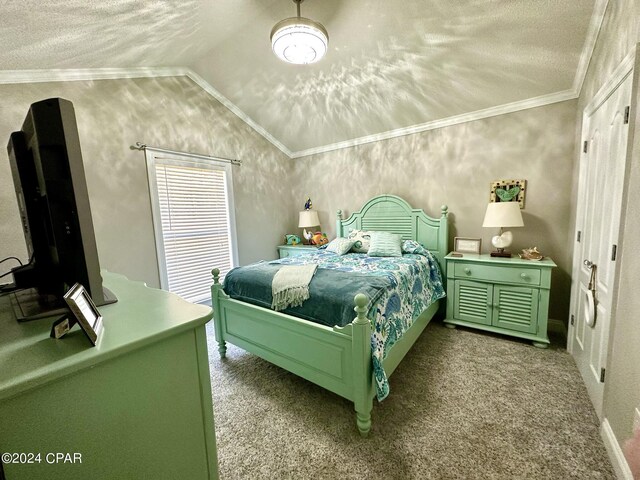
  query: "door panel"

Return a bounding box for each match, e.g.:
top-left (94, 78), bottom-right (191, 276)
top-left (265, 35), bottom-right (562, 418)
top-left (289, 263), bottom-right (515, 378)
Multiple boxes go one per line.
top-left (492, 285), bottom-right (538, 334)
top-left (454, 280), bottom-right (492, 325)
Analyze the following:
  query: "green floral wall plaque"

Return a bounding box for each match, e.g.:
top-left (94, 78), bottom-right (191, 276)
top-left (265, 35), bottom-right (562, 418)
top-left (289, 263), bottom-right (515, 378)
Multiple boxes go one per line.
top-left (490, 179), bottom-right (526, 208)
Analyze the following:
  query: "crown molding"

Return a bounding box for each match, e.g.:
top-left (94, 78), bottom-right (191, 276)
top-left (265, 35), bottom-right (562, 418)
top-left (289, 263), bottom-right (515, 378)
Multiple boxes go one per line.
top-left (183, 71), bottom-right (293, 158)
top-left (0, 66), bottom-right (189, 84)
top-left (0, 62), bottom-right (586, 161)
top-left (572, 0), bottom-right (611, 95)
top-left (290, 89), bottom-right (578, 158)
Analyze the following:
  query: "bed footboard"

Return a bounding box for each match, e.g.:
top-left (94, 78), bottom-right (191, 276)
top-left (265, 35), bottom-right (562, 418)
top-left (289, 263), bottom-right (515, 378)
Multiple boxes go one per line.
top-left (210, 269), bottom-right (375, 436)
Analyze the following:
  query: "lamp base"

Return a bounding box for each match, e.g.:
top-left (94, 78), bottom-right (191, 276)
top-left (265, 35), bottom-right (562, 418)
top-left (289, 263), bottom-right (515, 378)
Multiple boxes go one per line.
top-left (490, 248), bottom-right (512, 258)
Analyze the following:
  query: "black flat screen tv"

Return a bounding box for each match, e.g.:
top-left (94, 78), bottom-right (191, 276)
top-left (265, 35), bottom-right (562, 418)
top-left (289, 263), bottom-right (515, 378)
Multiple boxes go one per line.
top-left (7, 97), bottom-right (116, 321)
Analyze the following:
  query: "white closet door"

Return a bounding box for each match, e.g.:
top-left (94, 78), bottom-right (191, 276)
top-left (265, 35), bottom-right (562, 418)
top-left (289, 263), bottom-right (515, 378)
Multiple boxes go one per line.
top-left (569, 69), bottom-right (632, 418)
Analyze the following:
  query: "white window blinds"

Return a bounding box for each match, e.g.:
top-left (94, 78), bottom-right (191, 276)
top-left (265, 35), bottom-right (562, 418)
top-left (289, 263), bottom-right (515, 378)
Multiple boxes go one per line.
top-left (146, 151), bottom-right (237, 304)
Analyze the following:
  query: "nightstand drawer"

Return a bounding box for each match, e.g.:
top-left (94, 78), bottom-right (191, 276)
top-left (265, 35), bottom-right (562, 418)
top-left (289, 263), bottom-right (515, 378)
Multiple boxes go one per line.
top-left (453, 262), bottom-right (541, 286)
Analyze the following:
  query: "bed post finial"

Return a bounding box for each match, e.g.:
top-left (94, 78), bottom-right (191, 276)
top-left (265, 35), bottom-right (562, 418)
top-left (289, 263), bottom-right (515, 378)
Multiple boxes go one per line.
top-left (211, 268), bottom-right (220, 284)
top-left (440, 205), bottom-right (448, 218)
top-left (353, 294), bottom-right (368, 324)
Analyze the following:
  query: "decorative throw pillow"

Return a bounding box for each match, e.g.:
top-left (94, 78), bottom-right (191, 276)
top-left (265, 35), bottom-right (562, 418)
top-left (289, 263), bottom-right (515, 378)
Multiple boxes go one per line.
top-left (402, 239), bottom-right (423, 253)
top-left (347, 230), bottom-right (372, 253)
top-left (368, 231), bottom-right (403, 257)
top-left (324, 237), bottom-right (355, 255)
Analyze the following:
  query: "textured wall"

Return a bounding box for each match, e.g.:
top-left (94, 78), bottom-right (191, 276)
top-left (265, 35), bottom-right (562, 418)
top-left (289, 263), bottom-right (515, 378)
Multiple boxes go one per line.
top-left (0, 76), bottom-right (295, 287)
top-left (289, 100), bottom-right (578, 321)
top-left (584, 0), bottom-right (640, 450)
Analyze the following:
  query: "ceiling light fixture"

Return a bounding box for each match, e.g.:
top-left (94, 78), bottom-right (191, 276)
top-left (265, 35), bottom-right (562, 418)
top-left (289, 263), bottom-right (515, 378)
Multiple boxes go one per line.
top-left (271, 0), bottom-right (328, 65)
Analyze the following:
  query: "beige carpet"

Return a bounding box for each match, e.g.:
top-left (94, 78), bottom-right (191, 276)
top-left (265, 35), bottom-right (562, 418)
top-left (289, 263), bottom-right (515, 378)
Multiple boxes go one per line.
top-left (206, 321), bottom-right (615, 479)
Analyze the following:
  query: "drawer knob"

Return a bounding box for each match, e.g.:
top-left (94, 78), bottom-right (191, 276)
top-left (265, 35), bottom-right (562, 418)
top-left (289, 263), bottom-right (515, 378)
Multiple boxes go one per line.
top-left (520, 273), bottom-right (528, 279)
top-left (464, 268), bottom-right (471, 274)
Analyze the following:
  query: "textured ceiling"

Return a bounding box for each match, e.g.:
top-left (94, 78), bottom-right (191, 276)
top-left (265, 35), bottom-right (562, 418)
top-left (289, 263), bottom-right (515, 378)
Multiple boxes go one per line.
top-left (1, 0), bottom-right (597, 154)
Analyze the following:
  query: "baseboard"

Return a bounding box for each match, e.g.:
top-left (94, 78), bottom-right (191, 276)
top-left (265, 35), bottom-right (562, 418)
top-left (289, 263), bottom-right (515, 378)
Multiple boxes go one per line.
top-left (601, 418), bottom-right (633, 479)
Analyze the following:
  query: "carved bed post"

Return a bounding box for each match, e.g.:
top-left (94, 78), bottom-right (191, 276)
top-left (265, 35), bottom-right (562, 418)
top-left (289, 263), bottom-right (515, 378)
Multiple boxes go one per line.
top-left (336, 209), bottom-right (343, 237)
top-left (439, 205), bottom-right (449, 275)
top-left (352, 293), bottom-right (373, 437)
top-left (210, 268), bottom-right (227, 358)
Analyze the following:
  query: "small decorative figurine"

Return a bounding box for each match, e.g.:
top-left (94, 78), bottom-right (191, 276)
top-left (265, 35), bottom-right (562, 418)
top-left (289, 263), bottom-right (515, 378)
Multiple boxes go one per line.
top-left (304, 198), bottom-right (312, 210)
top-left (311, 232), bottom-right (329, 246)
top-left (284, 234), bottom-right (301, 245)
top-left (519, 247), bottom-right (544, 261)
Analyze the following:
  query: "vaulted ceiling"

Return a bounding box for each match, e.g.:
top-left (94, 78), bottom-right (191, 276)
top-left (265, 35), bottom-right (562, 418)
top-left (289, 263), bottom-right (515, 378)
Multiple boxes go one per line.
top-left (1, 0), bottom-right (601, 156)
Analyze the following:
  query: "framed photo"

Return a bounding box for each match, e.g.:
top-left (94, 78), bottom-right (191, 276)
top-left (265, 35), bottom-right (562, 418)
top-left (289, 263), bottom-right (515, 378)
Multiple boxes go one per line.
top-left (63, 283), bottom-right (103, 346)
top-left (454, 237), bottom-right (482, 255)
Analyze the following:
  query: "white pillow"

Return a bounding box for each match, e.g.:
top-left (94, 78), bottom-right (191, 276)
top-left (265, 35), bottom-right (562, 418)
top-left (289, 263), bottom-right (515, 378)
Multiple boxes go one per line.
top-left (347, 230), bottom-right (372, 253)
top-left (325, 237), bottom-right (355, 255)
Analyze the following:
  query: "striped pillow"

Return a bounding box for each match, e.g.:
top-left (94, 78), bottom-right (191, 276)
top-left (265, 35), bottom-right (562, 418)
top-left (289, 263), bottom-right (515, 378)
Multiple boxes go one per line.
top-left (325, 237), bottom-right (355, 255)
top-left (368, 231), bottom-right (402, 257)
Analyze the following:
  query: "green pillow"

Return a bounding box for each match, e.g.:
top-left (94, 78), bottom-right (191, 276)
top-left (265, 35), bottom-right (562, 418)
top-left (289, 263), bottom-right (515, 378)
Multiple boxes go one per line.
top-left (368, 231), bottom-right (402, 257)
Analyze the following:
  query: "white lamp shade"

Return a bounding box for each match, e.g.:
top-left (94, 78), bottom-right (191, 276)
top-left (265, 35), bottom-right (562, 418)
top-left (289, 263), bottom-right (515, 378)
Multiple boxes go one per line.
top-left (482, 202), bottom-right (524, 228)
top-left (298, 210), bottom-right (320, 228)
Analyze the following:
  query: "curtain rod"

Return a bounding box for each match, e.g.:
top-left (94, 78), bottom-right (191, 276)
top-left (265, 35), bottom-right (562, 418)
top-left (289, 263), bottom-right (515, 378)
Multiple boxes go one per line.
top-left (131, 142), bottom-right (242, 166)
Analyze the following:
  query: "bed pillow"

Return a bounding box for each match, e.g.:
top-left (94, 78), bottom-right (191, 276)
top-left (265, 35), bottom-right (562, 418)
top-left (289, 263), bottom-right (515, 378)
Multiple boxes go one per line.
top-left (347, 230), bottom-right (372, 253)
top-left (324, 237), bottom-right (355, 255)
top-left (368, 231), bottom-right (403, 257)
top-left (402, 239), bottom-right (425, 254)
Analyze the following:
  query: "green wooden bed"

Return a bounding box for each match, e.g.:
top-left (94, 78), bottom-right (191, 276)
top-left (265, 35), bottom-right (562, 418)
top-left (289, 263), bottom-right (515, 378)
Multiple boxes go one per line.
top-left (210, 195), bottom-right (449, 436)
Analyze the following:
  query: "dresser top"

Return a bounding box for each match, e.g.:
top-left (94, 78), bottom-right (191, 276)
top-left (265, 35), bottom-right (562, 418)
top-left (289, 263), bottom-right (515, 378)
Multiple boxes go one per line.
top-left (0, 272), bottom-right (212, 401)
top-left (445, 253), bottom-right (556, 268)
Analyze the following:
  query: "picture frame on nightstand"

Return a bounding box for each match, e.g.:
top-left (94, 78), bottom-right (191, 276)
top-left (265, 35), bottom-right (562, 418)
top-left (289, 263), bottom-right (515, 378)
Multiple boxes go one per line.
top-left (453, 237), bottom-right (482, 255)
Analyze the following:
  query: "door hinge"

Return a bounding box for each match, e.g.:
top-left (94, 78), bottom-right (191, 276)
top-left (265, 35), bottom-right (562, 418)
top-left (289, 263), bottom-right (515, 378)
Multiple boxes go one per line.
top-left (570, 314), bottom-right (575, 326)
top-left (583, 141), bottom-right (588, 153)
top-left (577, 231), bottom-right (581, 242)
top-left (611, 244), bottom-right (617, 261)
top-left (624, 106), bottom-right (630, 124)
top-left (600, 368), bottom-right (606, 383)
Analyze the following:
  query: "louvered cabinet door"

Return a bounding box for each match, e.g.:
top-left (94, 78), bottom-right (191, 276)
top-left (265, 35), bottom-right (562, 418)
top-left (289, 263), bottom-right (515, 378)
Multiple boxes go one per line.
top-left (453, 280), bottom-right (493, 325)
top-left (492, 285), bottom-right (539, 334)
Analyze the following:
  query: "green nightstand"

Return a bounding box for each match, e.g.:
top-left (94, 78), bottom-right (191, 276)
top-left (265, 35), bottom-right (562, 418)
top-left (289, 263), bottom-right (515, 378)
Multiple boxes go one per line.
top-left (277, 244), bottom-right (318, 258)
top-left (444, 253), bottom-right (556, 348)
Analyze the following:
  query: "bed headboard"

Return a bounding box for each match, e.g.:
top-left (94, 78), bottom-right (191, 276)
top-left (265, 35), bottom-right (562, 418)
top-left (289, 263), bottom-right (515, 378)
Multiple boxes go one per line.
top-left (336, 195), bottom-right (449, 273)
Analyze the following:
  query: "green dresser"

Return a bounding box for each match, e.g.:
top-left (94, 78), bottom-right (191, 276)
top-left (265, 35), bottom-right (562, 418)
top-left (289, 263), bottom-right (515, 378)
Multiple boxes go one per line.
top-left (444, 253), bottom-right (556, 347)
top-left (277, 244), bottom-right (318, 258)
top-left (0, 272), bottom-right (218, 480)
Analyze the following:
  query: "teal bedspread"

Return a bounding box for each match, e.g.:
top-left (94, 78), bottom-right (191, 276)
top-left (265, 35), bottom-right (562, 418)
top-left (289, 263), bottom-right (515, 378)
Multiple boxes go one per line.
top-left (223, 246), bottom-right (445, 401)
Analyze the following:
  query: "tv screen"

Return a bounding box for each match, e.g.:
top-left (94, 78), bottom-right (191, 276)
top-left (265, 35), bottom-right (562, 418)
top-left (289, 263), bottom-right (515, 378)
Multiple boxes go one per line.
top-left (7, 97), bottom-right (116, 321)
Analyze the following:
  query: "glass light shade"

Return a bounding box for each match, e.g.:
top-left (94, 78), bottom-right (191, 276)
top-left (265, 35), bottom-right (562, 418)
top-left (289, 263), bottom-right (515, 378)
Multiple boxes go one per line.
top-left (482, 202), bottom-right (524, 228)
top-left (298, 210), bottom-right (320, 228)
top-left (271, 17), bottom-right (328, 64)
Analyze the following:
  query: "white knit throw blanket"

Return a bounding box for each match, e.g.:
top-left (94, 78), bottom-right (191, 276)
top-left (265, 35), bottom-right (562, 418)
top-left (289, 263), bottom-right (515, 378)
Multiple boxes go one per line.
top-left (271, 264), bottom-right (318, 311)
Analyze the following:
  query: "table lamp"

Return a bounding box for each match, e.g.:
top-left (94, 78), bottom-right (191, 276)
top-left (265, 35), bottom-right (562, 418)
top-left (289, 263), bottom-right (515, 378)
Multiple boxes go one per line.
top-left (298, 210), bottom-right (320, 244)
top-left (482, 202), bottom-right (524, 257)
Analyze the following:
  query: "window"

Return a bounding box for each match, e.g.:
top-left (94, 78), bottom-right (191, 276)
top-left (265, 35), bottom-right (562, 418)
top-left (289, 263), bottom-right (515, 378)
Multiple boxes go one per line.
top-left (145, 149), bottom-right (238, 303)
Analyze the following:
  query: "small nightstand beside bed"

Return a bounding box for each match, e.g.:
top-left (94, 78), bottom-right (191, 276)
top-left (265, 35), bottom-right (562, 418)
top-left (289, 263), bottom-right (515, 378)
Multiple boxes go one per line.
top-left (210, 195), bottom-right (449, 435)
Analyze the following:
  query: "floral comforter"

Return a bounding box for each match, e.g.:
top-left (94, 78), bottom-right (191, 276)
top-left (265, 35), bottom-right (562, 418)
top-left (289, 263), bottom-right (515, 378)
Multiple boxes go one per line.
top-left (269, 243), bottom-right (445, 401)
